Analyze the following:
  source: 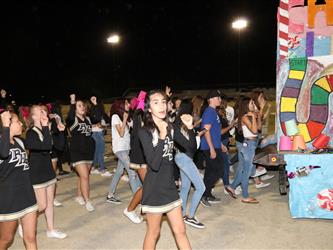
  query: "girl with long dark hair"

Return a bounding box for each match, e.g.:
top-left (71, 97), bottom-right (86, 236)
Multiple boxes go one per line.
top-left (174, 100), bottom-right (206, 229)
top-left (89, 96), bottom-right (112, 176)
top-left (106, 99), bottom-right (141, 220)
top-left (229, 97), bottom-right (260, 204)
top-left (124, 92), bottom-right (148, 224)
top-left (138, 90), bottom-right (191, 249)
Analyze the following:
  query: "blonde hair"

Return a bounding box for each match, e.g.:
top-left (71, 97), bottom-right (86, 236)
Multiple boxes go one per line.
top-left (191, 95), bottom-right (204, 117)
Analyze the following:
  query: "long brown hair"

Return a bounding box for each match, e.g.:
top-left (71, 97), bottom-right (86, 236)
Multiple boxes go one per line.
top-left (191, 95), bottom-right (204, 117)
top-left (236, 97), bottom-right (251, 133)
top-left (110, 99), bottom-right (127, 121)
top-left (250, 89), bottom-right (264, 111)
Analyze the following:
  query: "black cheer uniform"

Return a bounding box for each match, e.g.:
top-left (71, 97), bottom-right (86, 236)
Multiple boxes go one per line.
top-left (25, 126), bottom-right (57, 189)
top-left (67, 105), bottom-right (95, 167)
top-left (50, 118), bottom-right (65, 160)
top-left (138, 128), bottom-right (181, 213)
top-left (129, 110), bottom-right (147, 169)
top-left (0, 127), bottom-right (38, 221)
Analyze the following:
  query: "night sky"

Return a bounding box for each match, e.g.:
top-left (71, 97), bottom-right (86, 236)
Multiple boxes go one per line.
top-left (2, 1), bottom-right (280, 104)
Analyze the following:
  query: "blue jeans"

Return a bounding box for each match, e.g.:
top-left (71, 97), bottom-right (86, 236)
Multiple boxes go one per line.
top-left (175, 153), bottom-right (205, 218)
top-left (108, 150), bottom-right (141, 195)
top-left (221, 138), bottom-right (231, 186)
top-left (92, 131), bottom-right (106, 171)
top-left (231, 140), bottom-right (257, 198)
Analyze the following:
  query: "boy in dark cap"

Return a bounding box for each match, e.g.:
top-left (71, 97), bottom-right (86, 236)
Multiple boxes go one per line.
top-left (200, 90), bottom-right (228, 207)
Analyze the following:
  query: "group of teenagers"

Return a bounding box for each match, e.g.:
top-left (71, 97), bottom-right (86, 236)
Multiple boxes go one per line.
top-left (0, 87), bottom-right (273, 250)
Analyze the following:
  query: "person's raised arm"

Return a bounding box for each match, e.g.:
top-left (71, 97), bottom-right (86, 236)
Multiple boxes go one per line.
top-left (0, 111), bottom-right (11, 158)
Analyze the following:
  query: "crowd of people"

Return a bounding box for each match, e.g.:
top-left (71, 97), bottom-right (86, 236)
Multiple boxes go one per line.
top-left (0, 86), bottom-right (274, 250)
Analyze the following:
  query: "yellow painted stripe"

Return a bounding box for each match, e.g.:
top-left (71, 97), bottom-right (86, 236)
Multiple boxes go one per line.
top-left (289, 70), bottom-right (305, 80)
top-left (297, 123), bottom-right (311, 142)
top-left (315, 77), bottom-right (331, 92)
top-left (280, 97), bottom-right (297, 112)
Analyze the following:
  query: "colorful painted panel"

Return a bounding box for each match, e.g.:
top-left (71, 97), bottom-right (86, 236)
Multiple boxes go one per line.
top-left (277, 0), bottom-right (333, 149)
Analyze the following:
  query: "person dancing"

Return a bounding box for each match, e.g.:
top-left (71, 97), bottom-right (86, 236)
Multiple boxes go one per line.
top-left (138, 90), bottom-right (191, 250)
top-left (0, 111), bottom-right (38, 250)
top-left (25, 106), bottom-right (67, 239)
top-left (67, 94), bottom-right (95, 212)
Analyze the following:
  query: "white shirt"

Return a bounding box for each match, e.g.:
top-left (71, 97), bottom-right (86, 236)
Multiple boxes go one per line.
top-left (226, 106), bottom-right (235, 136)
top-left (242, 125), bottom-right (258, 138)
top-left (111, 114), bottom-right (130, 153)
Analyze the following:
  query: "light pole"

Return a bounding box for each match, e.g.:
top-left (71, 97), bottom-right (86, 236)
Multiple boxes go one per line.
top-left (107, 34), bottom-right (120, 90)
top-left (232, 18), bottom-right (248, 89)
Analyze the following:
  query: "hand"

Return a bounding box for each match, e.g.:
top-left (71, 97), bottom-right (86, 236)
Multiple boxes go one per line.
top-left (180, 114), bottom-right (193, 129)
top-left (40, 110), bottom-right (49, 126)
top-left (49, 113), bottom-right (56, 119)
top-left (248, 112), bottom-right (257, 118)
top-left (156, 120), bottom-right (168, 139)
top-left (165, 86), bottom-right (172, 97)
top-left (221, 144), bottom-right (228, 153)
top-left (210, 148), bottom-right (216, 159)
top-left (123, 112), bottom-right (129, 122)
top-left (258, 93), bottom-right (266, 109)
top-left (57, 122), bottom-right (66, 131)
top-left (70, 94), bottom-right (76, 104)
top-left (0, 89), bottom-right (7, 98)
top-left (1, 111), bottom-right (11, 127)
top-left (90, 96), bottom-right (97, 105)
top-left (230, 118), bottom-right (238, 127)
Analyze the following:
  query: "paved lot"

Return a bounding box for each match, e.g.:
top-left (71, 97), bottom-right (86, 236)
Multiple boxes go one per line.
top-left (10, 163), bottom-right (333, 249)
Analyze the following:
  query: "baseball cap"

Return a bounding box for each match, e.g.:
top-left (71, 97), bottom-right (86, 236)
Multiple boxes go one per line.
top-left (206, 89), bottom-right (221, 99)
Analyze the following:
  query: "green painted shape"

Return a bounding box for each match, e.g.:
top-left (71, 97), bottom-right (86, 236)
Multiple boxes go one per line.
top-left (289, 58), bottom-right (307, 71)
top-left (311, 85), bottom-right (329, 105)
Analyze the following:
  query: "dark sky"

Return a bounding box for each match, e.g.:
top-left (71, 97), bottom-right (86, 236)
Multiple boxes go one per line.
top-left (1, 0), bottom-right (280, 104)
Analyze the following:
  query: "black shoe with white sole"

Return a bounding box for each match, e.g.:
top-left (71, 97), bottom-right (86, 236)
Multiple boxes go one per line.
top-left (106, 195), bottom-right (122, 204)
top-left (184, 217), bottom-right (205, 229)
top-left (207, 195), bottom-right (222, 204)
top-left (200, 197), bottom-right (211, 207)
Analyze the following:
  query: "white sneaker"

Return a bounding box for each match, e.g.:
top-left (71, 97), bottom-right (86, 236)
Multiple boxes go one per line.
top-left (53, 199), bottom-right (62, 207)
top-left (255, 182), bottom-right (271, 189)
top-left (121, 175), bottom-right (129, 182)
top-left (101, 171), bottom-right (113, 177)
top-left (229, 165), bottom-right (234, 173)
top-left (260, 174), bottom-right (275, 181)
top-left (85, 201), bottom-right (95, 212)
top-left (18, 224), bottom-right (23, 238)
top-left (74, 196), bottom-right (85, 206)
top-left (235, 186), bottom-right (242, 195)
top-left (251, 168), bottom-right (267, 178)
top-left (46, 229), bottom-right (67, 239)
top-left (123, 208), bottom-right (143, 224)
top-left (91, 169), bottom-right (101, 175)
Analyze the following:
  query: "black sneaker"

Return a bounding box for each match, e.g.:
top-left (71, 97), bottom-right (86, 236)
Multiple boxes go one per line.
top-left (200, 197), bottom-right (211, 207)
top-left (207, 195), bottom-right (222, 204)
top-left (106, 195), bottom-right (122, 204)
top-left (185, 217), bottom-right (205, 229)
top-left (59, 170), bottom-right (71, 176)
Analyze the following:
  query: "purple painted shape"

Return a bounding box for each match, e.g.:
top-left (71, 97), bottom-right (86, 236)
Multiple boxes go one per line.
top-left (280, 112), bottom-right (297, 122)
top-left (285, 78), bottom-right (303, 89)
top-left (309, 105), bottom-right (328, 124)
top-left (282, 87), bottom-right (300, 98)
top-left (306, 32), bottom-right (314, 57)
